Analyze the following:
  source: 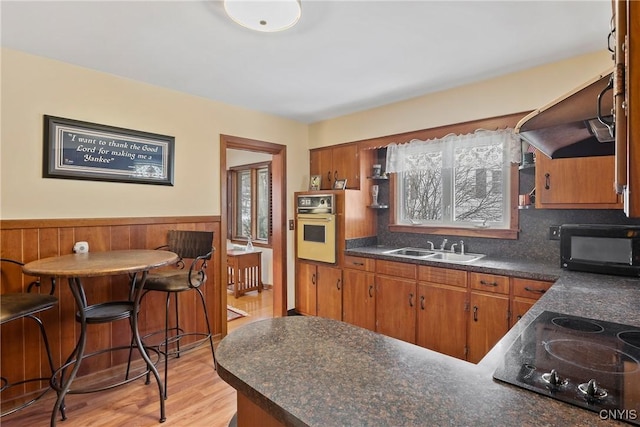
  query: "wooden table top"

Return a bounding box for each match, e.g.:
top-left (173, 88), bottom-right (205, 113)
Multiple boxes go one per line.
top-left (22, 249), bottom-right (178, 278)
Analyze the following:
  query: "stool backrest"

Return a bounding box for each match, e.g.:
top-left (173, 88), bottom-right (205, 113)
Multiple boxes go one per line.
top-left (167, 230), bottom-right (214, 260)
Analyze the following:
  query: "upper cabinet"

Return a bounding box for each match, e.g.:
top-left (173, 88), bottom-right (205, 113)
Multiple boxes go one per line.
top-left (310, 144), bottom-right (360, 190)
top-left (534, 151), bottom-right (622, 209)
top-left (613, 0), bottom-right (640, 217)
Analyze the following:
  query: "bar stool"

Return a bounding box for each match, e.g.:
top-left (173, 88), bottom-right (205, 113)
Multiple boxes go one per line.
top-left (134, 230), bottom-right (216, 399)
top-left (0, 258), bottom-right (58, 417)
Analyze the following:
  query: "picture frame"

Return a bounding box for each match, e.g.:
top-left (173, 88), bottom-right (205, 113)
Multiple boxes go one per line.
top-left (333, 178), bottom-right (347, 190)
top-left (309, 175), bottom-right (321, 191)
top-left (43, 115), bottom-right (175, 186)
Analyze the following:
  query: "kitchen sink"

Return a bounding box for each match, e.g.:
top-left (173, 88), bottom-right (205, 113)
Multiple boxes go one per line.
top-left (383, 247), bottom-right (485, 263)
top-left (426, 252), bottom-right (485, 263)
top-left (383, 247), bottom-right (435, 258)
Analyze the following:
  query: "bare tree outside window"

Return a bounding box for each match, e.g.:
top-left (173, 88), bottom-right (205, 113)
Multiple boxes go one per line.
top-left (397, 134), bottom-right (510, 228)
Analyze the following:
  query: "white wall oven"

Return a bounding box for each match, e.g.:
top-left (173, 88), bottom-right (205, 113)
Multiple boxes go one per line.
top-left (296, 194), bottom-right (336, 264)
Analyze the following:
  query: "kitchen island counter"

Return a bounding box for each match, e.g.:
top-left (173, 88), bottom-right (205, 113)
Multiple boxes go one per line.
top-left (217, 249), bottom-right (639, 426)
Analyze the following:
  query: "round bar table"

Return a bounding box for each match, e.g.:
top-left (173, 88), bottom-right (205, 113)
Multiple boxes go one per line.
top-left (23, 249), bottom-right (178, 427)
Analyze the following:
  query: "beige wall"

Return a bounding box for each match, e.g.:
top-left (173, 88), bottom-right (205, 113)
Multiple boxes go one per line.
top-left (0, 48), bottom-right (309, 221)
top-left (308, 50), bottom-right (612, 147)
top-left (0, 47), bottom-right (613, 310)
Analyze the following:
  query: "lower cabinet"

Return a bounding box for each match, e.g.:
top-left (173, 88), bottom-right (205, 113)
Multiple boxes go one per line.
top-left (316, 265), bottom-right (343, 321)
top-left (297, 257), bottom-right (555, 364)
top-left (375, 275), bottom-right (417, 343)
top-left (467, 291), bottom-right (510, 363)
top-left (467, 272), bottom-right (510, 364)
top-left (417, 282), bottom-right (468, 360)
top-left (296, 261), bottom-right (317, 316)
top-left (295, 260), bottom-right (342, 320)
top-left (510, 277), bottom-right (553, 328)
top-left (342, 256), bottom-right (376, 331)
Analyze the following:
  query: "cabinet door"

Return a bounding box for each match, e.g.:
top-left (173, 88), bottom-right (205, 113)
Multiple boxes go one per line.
top-left (511, 297), bottom-right (536, 329)
top-left (332, 144), bottom-right (359, 189)
top-left (535, 153), bottom-right (622, 208)
top-left (316, 265), bottom-right (343, 321)
top-left (416, 283), bottom-right (468, 360)
top-left (342, 269), bottom-right (376, 331)
top-left (376, 276), bottom-right (416, 344)
top-left (310, 148), bottom-right (333, 190)
top-left (295, 261), bottom-right (317, 316)
top-left (467, 292), bottom-right (509, 363)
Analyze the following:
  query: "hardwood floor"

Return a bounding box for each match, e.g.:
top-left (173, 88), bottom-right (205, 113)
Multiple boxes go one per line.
top-left (1, 289), bottom-right (273, 427)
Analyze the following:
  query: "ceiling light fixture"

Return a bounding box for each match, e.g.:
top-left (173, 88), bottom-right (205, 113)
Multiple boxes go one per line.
top-left (224, 0), bottom-right (301, 33)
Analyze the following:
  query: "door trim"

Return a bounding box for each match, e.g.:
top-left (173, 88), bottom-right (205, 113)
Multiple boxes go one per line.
top-left (220, 134), bottom-right (287, 337)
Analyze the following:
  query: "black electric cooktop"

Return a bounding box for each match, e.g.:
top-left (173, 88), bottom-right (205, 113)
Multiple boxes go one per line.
top-left (493, 311), bottom-right (640, 425)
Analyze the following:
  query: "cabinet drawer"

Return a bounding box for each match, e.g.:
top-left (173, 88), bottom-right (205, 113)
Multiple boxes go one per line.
top-left (418, 265), bottom-right (467, 288)
top-left (512, 277), bottom-right (553, 300)
top-left (344, 255), bottom-right (375, 272)
top-left (469, 272), bottom-right (509, 294)
top-left (376, 260), bottom-right (416, 280)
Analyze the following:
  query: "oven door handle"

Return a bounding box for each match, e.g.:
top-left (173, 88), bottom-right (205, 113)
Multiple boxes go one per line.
top-left (297, 215), bottom-right (334, 223)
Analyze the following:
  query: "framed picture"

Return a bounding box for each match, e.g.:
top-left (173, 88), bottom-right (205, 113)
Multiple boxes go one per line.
top-left (333, 178), bottom-right (347, 190)
top-left (43, 115), bottom-right (175, 186)
top-left (309, 175), bottom-right (321, 191)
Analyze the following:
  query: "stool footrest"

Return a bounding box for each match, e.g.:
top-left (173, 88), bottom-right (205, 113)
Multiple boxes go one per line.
top-left (77, 301), bottom-right (134, 324)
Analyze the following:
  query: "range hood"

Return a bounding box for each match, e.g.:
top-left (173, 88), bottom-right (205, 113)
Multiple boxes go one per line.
top-left (516, 68), bottom-right (615, 159)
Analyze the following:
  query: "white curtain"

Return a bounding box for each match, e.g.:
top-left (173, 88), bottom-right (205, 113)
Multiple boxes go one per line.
top-left (385, 128), bottom-right (521, 173)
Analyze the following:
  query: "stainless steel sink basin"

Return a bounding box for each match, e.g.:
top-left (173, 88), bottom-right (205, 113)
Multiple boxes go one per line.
top-left (383, 247), bottom-right (485, 263)
top-left (426, 252), bottom-right (485, 263)
top-left (383, 247), bottom-right (435, 258)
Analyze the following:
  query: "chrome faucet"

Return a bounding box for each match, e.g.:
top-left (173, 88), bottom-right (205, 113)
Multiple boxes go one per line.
top-left (426, 241), bottom-right (434, 250)
top-left (439, 238), bottom-right (448, 251)
top-left (460, 240), bottom-right (465, 255)
top-left (450, 243), bottom-right (457, 253)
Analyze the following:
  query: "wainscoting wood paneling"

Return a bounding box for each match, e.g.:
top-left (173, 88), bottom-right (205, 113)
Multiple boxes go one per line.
top-left (0, 216), bottom-right (222, 404)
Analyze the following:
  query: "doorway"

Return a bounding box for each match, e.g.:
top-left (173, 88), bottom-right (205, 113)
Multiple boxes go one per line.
top-left (220, 135), bottom-right (287, 337)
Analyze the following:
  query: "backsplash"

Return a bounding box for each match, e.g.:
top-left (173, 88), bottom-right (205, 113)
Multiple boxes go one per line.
top-left (375, 207), bottom-right (640, 264)
top-left (362, 164), bottom-right (640, 264)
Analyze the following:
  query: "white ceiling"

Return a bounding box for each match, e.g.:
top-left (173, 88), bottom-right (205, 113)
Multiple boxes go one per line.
top-left (1, 1), bottom-right (612, 124)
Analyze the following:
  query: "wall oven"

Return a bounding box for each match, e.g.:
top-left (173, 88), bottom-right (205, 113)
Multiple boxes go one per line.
top-left (296, 194), bottom-right (336, 264)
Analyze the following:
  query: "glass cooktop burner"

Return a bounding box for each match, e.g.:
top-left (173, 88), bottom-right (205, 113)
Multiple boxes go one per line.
top-left (494, 311), bottom-right (640, 425)
top-left (551, 316), bottom-right (605, 333)
top-left (619, 331), bottom-right (640, 350)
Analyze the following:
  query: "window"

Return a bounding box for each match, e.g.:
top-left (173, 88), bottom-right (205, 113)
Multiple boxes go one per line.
top-left (228, 162), bottom-right (271, 244)
top-left (387, 129), bottom-right (520, 231)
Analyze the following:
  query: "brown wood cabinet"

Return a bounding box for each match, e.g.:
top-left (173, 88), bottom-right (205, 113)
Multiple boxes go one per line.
top-left (510, 277), bottom-right (553, 328)
top-left (534, 152), bottom-right (622, 209)
top-left (295, 260), bottom-right (318, 316)
top-left (375, 261), bottom-right (417, 343)
top-left (613, 0), bottom-right (640, 217)
top-left (316, 265), bottom-right (343, 321)
top-left (310, 144), bottom-right (360, 190)
top-left (342, 256), bottom-right (376, 331)
top-left (295, 260), bottom-right (342, 320)
top-left (467, 272), bottom-right (510, 364)
top-left (416, 266), bottom-right (468, 359)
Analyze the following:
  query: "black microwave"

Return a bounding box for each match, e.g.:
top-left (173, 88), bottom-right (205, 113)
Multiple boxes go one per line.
top-left (560, 224), bottom-right (640, 277)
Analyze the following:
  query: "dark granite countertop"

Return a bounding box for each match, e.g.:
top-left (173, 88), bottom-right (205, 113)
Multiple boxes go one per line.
top-left (216, 247), bottom-right (640, 426)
